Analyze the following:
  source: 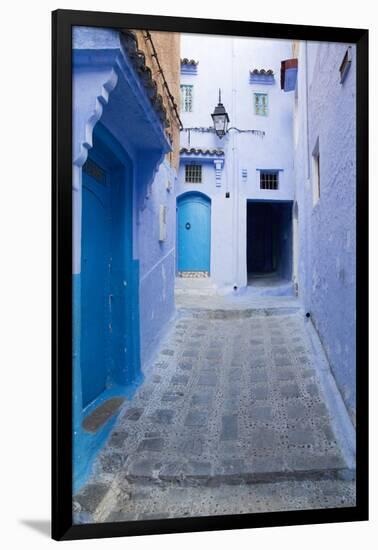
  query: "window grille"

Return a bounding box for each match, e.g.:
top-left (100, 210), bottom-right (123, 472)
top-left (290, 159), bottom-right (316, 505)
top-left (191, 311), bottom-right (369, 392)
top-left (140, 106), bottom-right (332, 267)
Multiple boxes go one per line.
top-left (185, 164), bottom-right (202, 183)
top-left (254, 92), bottom-right (268, 116)
top-left (260, 171), bottom-right (279, 190)
top-left (180, 84), bottom-right (193, 112)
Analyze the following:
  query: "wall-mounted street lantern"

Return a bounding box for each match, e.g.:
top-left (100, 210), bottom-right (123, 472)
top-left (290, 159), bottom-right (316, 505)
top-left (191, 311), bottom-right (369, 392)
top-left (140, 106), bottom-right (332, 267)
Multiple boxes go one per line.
top-left (181, 89), bottom-right (264, 142)
top-left (211, 89), bottom-right (230, 139)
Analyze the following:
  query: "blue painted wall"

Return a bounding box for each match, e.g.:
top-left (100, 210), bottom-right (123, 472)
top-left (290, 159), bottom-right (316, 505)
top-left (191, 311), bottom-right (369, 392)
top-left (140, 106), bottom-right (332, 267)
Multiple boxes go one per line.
top-left (294, 41), bottom-right (356, 423)
top-left (177, 34), bottom-right (356, 423)
top-left (138, 159), bottom-right (177, 368)
top-left (72, 27), bottom-right (177, 489)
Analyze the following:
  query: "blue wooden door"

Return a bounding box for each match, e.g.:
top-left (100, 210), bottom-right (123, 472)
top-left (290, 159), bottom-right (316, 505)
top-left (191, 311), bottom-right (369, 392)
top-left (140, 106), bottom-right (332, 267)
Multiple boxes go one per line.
top-left (81, 156), bottom-right (111, 407)
top-left (177, 193), bottom-right (211, 272)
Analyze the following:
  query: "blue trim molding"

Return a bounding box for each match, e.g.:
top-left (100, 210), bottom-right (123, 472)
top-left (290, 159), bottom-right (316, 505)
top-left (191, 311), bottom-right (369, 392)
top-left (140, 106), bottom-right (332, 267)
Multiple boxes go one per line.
top-left (256, 168), bottom-right (284, 172)
top-left (250, 69), bottom-right (275, 85)
top-left (72, 27), bottom-right (171, 168)
top-left (181, 58), bottom-right (198, 75)
top-left (180, 147), bottom-right (224, 162)
top-left (72, 26), bottom-right (176, 490)
top-left (214, 159), bottom-right (224, 187)
top-left (180, 148), bottom-right (225, 187)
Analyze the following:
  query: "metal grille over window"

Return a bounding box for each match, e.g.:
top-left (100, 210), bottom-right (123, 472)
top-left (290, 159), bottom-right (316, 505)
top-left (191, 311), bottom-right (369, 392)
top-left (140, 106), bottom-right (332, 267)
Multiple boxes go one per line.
top-left (254, 92), bottom-right (268, 116)
top-left (185, 164), bottom-right (202, 183)
top-left (260, 171), bottom-right (279, 190)
top-left (180, 84), bottom-right (193, 113)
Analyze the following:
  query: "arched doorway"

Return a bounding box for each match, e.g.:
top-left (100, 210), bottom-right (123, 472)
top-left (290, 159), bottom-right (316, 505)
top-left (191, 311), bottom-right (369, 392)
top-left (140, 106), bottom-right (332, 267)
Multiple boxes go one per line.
top-left (177, 192), bottom-right (211, 275)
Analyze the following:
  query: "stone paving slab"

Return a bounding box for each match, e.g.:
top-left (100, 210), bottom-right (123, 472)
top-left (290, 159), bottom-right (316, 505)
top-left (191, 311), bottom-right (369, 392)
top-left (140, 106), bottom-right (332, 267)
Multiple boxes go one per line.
top-left (73, 478), bottom-right (356, 523)
top-left (74, 306), bottom-right (355, 521)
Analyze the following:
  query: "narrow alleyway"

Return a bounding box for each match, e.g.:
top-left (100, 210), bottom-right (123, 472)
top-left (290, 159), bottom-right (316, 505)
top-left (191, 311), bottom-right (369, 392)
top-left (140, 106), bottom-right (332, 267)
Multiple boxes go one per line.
top-left (73, 287), bottom-right (355, 523)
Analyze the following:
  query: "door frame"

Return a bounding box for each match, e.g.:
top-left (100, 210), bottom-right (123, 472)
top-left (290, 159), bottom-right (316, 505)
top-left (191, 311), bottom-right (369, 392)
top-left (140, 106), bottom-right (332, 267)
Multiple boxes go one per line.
top-left (176, 190), bottom-right (212, 275)
top-left (81, 148), bottom-right (113, 407)
top-left (245, 198), bottom-right (294, 283)
top-left (73, 122), bottom-right (141, 489)
top-left (80, 122), bottom-right (141, 403)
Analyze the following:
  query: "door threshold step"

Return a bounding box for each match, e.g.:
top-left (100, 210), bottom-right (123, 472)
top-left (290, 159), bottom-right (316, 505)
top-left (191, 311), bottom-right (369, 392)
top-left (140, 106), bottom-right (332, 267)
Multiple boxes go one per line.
top-left (82, 397), bottom-right (125, 433)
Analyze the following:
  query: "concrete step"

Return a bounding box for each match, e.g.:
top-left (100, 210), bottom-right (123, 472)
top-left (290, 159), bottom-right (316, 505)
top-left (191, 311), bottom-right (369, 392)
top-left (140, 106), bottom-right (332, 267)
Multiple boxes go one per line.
top-left (175, 286), bottom-right (301, 313)
top-left (175, 278), bottom-right (218, 297)
top-left (247, 282), bottom-right (294, 297)
top-left (123, 459), bottom-right (354, 487)
top-left (73, 463), bottom-right (355, 524)
top-left (179, 306), bottom-right (302, 319)
top-left (73, 459), bottom-right (355, 523)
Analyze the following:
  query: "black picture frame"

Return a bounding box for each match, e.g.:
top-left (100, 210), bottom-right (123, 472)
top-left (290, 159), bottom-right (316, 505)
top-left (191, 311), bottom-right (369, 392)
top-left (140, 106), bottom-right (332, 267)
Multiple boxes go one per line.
top-left (52, 9), bottom-right (369, 541)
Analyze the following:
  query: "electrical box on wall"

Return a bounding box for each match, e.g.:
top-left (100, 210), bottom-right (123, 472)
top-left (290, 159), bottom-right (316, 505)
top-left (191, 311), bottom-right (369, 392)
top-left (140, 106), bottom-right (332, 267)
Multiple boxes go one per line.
top-left (166, 179), bottom-right (172, 192)
top-left (159, 205), bottom-right (167, 241)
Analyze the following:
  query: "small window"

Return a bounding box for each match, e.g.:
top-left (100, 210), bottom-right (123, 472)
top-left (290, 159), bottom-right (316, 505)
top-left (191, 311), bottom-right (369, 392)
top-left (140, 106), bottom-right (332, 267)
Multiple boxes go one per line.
top-left (312, 140), bottom-right (320, 205)
top-left (254, 93), bottom-right (268, 116)
top-left (260, 171), bottom-right (279, 190)
top-left (180, 84), bottom-right (193, 113)
top-left (185, 164), bottom-right (202, 183)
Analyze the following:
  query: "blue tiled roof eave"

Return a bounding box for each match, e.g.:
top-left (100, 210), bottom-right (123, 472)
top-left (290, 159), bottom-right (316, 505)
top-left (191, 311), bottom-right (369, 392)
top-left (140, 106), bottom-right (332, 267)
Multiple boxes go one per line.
top-left (180, 147), bottom-right (225, 164)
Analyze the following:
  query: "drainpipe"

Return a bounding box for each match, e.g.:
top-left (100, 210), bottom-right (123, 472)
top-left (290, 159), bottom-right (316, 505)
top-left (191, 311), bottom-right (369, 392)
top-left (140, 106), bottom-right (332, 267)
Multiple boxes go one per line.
top-left (304, 40), bottom-right (311, 307)
top-left (305, 41), bottom-right (310, 179)
top-left (231, 38), bottom-right (239, 289)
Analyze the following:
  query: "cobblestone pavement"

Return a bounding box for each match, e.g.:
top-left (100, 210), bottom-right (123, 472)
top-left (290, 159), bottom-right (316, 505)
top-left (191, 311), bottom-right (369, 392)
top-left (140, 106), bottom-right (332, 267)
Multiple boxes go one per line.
top-left (73, 298), bottom-right (356, 523)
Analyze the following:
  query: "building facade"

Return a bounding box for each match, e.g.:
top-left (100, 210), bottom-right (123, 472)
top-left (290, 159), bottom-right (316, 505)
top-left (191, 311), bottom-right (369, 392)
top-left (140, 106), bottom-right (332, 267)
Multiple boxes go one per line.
top-left (71, 29), bottom-right (356, 490)
top-left (292, 40), bottom-right (356, 423)
top-left (177, 34), bottom-right (356, 423)
top-left (72, 27), bottom-right (180, 488)
top-left (176, 35), bottom-right (295, 292)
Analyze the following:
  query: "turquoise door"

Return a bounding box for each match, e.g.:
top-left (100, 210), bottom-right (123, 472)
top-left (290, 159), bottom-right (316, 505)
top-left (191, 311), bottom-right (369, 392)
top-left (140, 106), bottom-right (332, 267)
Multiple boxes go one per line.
top-left (177, 193), bottom-right (211, 273)
top-left (80, 126), bottom-right (139, 408)
top-left (81, 156), bottom-right (111, 406)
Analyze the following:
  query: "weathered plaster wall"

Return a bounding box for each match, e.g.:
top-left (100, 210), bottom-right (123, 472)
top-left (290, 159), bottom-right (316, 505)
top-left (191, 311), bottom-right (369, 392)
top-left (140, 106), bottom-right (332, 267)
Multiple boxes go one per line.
top-left (134, 30), bottom-right (181, 170)
top-left (137, 159), bottom-right (177, 368)
top-left (130, 31), bottom-right (180, 369)
top-left (178, 34), bottom-right (294, 290)
top-left (294, 41), bottom-right (356, 422)
top-left (130, 30), bottom-right (180, 367)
